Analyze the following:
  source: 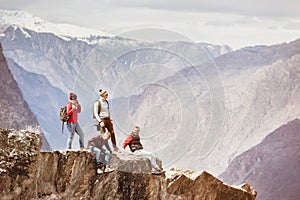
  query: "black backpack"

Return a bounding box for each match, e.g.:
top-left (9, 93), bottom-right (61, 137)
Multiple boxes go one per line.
top-left (60, 106), bottom-right (70, 134)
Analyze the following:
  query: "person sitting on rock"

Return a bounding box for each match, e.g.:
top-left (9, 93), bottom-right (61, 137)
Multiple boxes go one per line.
top-left (122, 126), bottom-right (164, 174)
top-left (88, 131), bottom-right (112, 173)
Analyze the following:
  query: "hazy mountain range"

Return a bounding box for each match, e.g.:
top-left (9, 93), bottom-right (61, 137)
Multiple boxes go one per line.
top-left (0, 10), bottom-right (232, 151)
top-left (0, 10), bottom-right (299, 198)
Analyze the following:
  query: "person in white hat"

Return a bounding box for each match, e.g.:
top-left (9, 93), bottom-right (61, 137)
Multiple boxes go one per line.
top-left (93, 89), bottom-right (118, 151)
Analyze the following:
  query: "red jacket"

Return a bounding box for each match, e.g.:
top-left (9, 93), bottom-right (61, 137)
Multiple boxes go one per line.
top-left (122, 134), bottom-right (143, 152)
top-left (122, 135), bottom-right (133, 149)
top-left (67, 101), bottom-right (81, 124)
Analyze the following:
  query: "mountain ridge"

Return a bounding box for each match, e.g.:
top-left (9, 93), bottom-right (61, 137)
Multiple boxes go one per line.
top-left (0, 9), bottom-right (110, 40)
top-left (6, 57), bottom-right (67, 149)
top-left (0, 42), bottom-right (50, 150)
top-left (216, 38), bottom-right (300, 70)
top-left (219, 119), bottom-right (300, 200)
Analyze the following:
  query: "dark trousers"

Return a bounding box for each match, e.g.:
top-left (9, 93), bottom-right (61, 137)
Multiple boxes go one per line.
top-left (101, 117), bottom-right (117, 147)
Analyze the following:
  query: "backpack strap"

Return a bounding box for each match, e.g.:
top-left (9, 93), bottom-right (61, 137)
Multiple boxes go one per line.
top-left (62, 121), bottom-right (64, 134)
top-left (93, 100), bottom-right (102, 119)
top-left (97, 100), bottom-right (101, 115)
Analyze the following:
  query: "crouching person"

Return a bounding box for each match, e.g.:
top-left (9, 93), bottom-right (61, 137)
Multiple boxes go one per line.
top-left (88, 131), bottom-right (112, 173)
top-left (122, 126), bottom-right (164, 174)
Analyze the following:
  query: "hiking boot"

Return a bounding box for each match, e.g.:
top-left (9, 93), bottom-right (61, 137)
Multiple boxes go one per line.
top-left (97, 168), bottom-right (103, 174)
top-left (96, 163), bottom-right (104, 174)
top-left (151, 169), bottom-right (165, 175)
top-left (104, 167), bottom-right (114, 173)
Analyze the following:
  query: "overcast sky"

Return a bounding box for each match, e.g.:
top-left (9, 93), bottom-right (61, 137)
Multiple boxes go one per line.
top-left (1, 0), bottom-right (300, 49)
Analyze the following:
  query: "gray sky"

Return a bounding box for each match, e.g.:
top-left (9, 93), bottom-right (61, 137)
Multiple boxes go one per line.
top-left (1, 0), bottom-right (300, 49)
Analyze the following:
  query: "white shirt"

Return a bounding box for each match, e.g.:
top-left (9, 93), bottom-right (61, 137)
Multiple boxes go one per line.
top-left (94, 98), bottom-right (110, 122)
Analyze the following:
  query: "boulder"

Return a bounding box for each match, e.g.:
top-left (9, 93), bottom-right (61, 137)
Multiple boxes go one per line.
top-left (109, 151), bottom-right (162, 174)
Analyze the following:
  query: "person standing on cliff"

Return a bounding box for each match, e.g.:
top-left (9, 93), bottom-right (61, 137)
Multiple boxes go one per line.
top-left (66, 92), bottom-right (85, 150)
top-left (93, 89), bottom-right (119, 151)
top-left (122, 126), bottom-right (164, 174)
top-left (87, 131), bottom-right (113, 173)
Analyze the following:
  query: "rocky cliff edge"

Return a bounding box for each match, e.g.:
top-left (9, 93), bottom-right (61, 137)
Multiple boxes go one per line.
top-left (0, 128), bottom-right (256, 200)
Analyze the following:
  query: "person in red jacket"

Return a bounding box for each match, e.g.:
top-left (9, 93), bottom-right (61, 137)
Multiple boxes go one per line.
top-left (66, 92), bottom-right (85, 150)
top-left (122, 126), bottom-right (163, 174)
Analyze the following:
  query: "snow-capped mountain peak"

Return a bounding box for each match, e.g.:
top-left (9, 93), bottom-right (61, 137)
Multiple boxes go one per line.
top-left (0, 9), bottom-right (110, 39)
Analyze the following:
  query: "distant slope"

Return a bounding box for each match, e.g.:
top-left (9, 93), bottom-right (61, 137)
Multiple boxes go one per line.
top-left (219, 119), bottom-right (300, 200)
top-left (0, 43), bottom-right (50, 151)
top-left (6, 58), bottom-right (67, 150)
top-left (125, 38), bottom-right (300, 173)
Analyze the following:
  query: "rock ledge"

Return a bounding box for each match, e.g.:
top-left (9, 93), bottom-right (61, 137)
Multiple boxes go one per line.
top-left (0, 129), bottom-right (256, 199)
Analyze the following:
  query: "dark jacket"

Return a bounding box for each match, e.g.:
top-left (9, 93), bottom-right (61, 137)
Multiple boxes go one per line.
top-left (88, 134), bottom-right (111, 152)
top-left (122, 133), bottom-right (143, 152)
